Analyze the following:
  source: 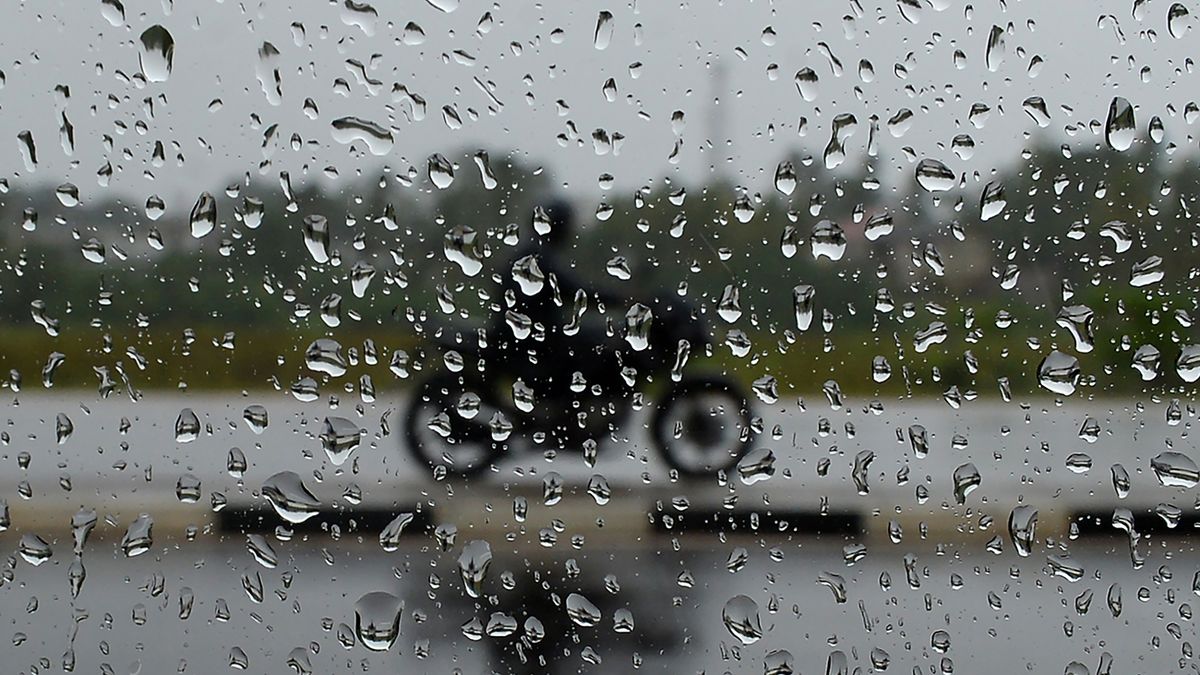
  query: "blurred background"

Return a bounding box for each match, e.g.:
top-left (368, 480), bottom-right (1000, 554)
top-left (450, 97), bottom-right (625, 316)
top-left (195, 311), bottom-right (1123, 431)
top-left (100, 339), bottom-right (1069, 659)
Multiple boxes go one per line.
top-left (1, 0), bottom-right (1199, 673)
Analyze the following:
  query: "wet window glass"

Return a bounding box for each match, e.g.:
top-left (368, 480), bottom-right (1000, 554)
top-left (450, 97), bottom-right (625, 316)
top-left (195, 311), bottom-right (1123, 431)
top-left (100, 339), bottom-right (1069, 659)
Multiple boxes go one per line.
top-left (2, 1), bottom-right (1198, 672)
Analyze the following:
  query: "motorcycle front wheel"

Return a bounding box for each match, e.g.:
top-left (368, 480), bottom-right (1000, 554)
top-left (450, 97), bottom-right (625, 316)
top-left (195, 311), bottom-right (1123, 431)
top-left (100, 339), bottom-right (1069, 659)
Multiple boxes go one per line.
top-left (403, 373), bottom-right (506, 478)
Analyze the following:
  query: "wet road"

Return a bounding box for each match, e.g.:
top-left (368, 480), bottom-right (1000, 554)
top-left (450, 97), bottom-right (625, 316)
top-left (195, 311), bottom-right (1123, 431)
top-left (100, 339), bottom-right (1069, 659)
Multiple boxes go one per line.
top-left (1, 391), bottom-right (1197, 672)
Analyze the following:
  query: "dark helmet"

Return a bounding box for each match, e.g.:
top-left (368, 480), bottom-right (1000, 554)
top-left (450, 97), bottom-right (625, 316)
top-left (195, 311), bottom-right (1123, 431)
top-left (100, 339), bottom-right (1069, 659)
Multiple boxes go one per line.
top-left (537, 198), bottom-right (575, 249)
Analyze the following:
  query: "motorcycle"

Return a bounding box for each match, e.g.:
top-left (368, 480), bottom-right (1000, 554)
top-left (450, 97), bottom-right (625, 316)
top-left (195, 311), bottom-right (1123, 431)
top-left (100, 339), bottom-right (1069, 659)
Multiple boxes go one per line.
top-left (403, 292), bottom-right (755, 477)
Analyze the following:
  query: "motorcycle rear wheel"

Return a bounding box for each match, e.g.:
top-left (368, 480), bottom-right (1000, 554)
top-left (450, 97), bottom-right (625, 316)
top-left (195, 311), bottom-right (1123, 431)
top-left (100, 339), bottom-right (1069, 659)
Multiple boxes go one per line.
top-left (650, 375), bottom-right (754, 477)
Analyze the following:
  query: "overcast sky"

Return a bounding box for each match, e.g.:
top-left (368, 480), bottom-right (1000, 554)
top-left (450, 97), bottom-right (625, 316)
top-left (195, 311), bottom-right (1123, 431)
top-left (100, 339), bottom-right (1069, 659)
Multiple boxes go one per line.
top-left (0, 0), bottom-right (1194, 215)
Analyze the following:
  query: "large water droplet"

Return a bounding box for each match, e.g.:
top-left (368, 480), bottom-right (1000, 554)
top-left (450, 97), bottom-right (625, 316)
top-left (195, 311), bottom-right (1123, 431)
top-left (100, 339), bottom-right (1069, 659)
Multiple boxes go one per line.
top-left (457, 539), bottom-right (493, 598)
top-left (71, 507), bottom-right (96, 553)
top-left (302, 215), bottom-right (330, 263)
top-left (1055, 305), bottom-right (1095, 353)
top-left (19, 533), bottom-right (53, 566)
top-left (1176, 345), bottom-right (1200, 382)
top-left (1130, 255), bottom-right (1163, 287)
top-left (121, 513), bottom-right (154, 557)
top-left (320, 416), bottom-right (363, 466)
top-left (189, 192), bottom-right (216, 239)
top-left (952, 463), bottom-right (981, 504)
top-left (305, 338), bottom-right (346, 376)
top-left (379, 513), bottom-right (414, 552)
top-left (774, 161), bottom-right (796, 195)
top-left (354, 591), bottom-right (403, 651)
top-left (175, 408), bottom-right (200, 443)
top-left (256, 42), bottom-right (283, 105)
top-left (721, 595), bottom-right (763, 644)
top-left (100, 0), bottom-right (125, 26)
top-left (624, 303), bottom-right (653, 351)
top-left (261, 471), bottom-right (321, 524)
top-left (565, 593), bottom-right (602, 627)
top-left (428, 154), bottom-right (455, 189)
top-left (1037, 350), bottom-right (1080, 396)
top-left (979, 181), bottom-right (1006, 221)
top-left (1104, 96), bottom-right (1136, 151)
top-left (243, 405), bottom-right (268, 434)
top-left (1150, 451), bottom-right (1199, 488)
top-left (138, 26), bottom-right (175, 82)
top-left (1008, 505), bottom-right (1037, 557)
top-left (915, 158), bottom-right (955, 192)
top-left (794, 67), bottom-right (819, 101)
top-left (793, 285), bottom-right (815, 331)
top-left (736, 448), bottom-right (775, 485)
top-left (984, 25), bottom-right (1006, 71)
top-left (1168, 3), bottom-right (1191, 38)
top-left (341, 0), bottom-right (378, 36)
top-left (331, 117), bottom-right (394, 155)
top-left (593, 10), bottom-right (614, 49)
top-left (811, 220), bottom-right (847, 260)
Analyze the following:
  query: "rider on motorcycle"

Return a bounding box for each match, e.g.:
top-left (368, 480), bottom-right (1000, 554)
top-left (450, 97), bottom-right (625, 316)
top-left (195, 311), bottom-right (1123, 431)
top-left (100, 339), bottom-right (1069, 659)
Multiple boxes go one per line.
top-left (488, 199), bottom-right (627, 399)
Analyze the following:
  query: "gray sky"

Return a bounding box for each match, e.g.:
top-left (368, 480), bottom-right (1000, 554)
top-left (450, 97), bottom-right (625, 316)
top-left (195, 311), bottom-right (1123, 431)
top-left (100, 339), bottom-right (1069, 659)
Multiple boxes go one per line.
top-left (0, 0), bottom-right (1193, 214)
